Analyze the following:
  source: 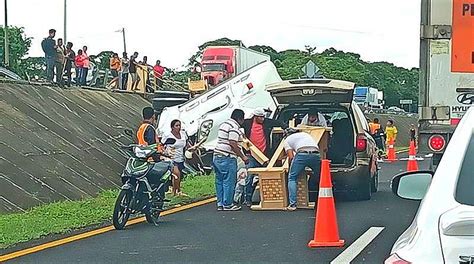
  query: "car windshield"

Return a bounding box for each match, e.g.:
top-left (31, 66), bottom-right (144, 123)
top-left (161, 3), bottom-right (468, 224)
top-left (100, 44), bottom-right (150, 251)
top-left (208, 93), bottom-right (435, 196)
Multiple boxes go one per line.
top-left (202, 63), bottom-right (225, 72)
top-left (455, 132), bottom-right (474, 206)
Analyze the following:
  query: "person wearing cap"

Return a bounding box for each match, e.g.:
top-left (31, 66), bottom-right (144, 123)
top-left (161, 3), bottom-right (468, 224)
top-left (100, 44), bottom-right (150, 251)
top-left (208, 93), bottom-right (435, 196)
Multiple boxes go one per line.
top-left (241, 108), bottom-right (287, 206)
top-left (300, 107), bottom-right (327, 127)
top-left (283, 128), bottom-right (321, 211)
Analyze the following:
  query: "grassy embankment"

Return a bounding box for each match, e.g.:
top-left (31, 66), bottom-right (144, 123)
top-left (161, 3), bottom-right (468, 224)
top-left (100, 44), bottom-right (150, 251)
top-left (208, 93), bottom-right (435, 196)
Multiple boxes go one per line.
top-left (0, 174), bottom-right (215, 249)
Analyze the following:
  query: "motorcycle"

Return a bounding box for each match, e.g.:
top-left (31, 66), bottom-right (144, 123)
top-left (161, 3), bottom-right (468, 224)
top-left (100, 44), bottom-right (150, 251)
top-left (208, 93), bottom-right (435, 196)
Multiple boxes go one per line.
top-left (112, 138), bottom-right (176, 230)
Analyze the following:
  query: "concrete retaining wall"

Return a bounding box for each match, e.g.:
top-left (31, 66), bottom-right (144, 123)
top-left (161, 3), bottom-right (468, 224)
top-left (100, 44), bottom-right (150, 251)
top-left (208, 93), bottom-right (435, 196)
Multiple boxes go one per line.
top-left (0, 83), bottom-right (150, 213)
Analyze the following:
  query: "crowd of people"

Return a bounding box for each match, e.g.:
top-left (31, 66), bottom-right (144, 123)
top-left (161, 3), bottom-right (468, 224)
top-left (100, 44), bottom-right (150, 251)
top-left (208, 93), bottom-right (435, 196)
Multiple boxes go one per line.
top-left (134, 106), bottom-right (328, 211)
top-left (42, 29), bottom-right (90, 87)
top-left (134, 103), bottom-right (413, 212)
top-left (106, 52), bottom-right (166, 92)
top-left (42, 28), bottom-right (166, 91)
top-left (368, 117), bottom-right (401, 159)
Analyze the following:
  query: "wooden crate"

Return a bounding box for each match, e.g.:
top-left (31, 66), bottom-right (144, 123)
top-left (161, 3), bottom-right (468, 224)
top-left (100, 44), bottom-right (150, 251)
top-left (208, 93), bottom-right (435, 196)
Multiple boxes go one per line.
top-left (296, 171), bottom-right (316, 209)
top-left (250, 167), bottom-right (288, 210)
top-left (248, 127), bottom-right (330, 211)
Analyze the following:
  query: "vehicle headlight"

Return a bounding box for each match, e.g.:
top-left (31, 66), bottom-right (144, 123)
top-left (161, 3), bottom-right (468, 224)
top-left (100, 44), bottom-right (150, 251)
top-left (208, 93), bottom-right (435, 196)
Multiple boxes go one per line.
top-left (198, 120), bottom-right (213, 140)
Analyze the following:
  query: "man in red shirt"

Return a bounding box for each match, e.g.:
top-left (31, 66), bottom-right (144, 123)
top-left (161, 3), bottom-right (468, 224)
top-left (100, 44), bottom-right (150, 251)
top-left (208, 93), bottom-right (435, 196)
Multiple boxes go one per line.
top-left (153, 60), bottom-right (165, 89)
top-left (241, 108), bottom-right (287, 206)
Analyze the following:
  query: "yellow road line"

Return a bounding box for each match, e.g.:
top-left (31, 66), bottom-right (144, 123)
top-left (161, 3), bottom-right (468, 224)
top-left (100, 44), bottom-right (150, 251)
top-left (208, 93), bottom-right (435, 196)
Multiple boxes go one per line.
top-left (0, 197), bottom-right (216, 262)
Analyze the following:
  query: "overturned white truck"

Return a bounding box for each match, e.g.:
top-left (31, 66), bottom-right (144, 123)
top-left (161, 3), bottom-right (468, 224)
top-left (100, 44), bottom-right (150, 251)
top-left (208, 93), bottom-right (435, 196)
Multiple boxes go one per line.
top-left (154, 61), bottom-right (282, 164)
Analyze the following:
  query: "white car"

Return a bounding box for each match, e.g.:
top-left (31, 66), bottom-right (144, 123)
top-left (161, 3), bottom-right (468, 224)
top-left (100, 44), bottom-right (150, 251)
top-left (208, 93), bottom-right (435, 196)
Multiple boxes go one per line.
top-left (386, 106), bottom-right (474, 264)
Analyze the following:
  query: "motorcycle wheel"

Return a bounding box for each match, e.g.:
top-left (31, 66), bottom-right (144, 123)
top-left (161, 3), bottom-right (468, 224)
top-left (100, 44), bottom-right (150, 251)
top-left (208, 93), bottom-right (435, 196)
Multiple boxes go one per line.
top-left (145, 201), bottom-right (163, 226)
top-left (113, 190), bottom-right (132, 230)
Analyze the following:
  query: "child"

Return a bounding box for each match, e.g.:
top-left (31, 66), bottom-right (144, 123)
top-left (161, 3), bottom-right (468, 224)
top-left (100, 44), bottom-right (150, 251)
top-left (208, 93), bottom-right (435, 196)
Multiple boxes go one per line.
top-left (233, 159), bottom-right (248, 205)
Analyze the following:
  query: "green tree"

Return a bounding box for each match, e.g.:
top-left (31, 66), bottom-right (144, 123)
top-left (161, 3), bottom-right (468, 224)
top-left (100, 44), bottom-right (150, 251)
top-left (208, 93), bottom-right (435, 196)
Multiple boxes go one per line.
top-left (20, 56), bottom-right (45, 80)
top-left (162, 38), bottom-right (420, 106)
top-left (0, 26), bottom-right (32, 76)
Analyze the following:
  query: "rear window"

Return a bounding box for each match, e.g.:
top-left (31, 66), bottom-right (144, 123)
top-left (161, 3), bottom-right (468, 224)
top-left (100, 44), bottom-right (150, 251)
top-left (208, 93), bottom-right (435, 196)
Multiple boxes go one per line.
top-left (455, 132), bottom-right (474, 206)
top-left (276, 105), bottom-right (352, 128)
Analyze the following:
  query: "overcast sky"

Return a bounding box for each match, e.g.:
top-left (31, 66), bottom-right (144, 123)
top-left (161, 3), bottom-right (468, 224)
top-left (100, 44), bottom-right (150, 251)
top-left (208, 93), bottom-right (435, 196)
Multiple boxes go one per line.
top-left (1, 0), bottom-right (421, 70)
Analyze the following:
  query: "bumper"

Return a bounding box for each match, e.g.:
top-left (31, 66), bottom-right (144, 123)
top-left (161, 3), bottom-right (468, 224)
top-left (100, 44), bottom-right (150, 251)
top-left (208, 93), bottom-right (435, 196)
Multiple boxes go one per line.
top-left (307, 159), bottom-right (371, 200)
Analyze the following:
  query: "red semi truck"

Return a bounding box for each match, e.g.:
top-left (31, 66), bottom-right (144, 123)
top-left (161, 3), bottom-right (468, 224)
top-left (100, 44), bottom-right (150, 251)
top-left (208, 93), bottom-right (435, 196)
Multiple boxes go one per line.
top-left (200, 46), bottom-right (270, 86)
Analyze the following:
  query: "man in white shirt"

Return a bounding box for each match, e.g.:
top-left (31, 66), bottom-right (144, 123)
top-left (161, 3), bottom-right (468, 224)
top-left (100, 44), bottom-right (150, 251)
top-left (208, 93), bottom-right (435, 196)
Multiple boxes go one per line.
top-left (300, 107), bottom-right (327, 127)
top-left (283, 128), bottom-right (321, 211)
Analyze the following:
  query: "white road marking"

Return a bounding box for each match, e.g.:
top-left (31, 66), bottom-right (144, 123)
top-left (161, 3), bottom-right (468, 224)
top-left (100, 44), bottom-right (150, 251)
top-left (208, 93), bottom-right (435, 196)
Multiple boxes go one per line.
top-left (398, 157), bottom-right (424, 161)
top-left (330, 226), bottom-right (385, 264)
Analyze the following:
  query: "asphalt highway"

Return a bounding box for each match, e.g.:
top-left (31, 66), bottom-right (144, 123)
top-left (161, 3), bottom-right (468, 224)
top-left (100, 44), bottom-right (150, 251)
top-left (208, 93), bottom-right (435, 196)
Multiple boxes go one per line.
top-left (5, 155), bottom-right (429, 263)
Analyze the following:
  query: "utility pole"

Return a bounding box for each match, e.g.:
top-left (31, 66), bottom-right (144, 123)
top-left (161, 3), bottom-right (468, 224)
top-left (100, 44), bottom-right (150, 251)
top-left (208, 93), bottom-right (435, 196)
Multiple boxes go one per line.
top-left (4, 0), bottom-right (9, 66)
top-left (63, 0), bottom-right (67, 44)
top-left (122, 28), bottom-right (127, 54)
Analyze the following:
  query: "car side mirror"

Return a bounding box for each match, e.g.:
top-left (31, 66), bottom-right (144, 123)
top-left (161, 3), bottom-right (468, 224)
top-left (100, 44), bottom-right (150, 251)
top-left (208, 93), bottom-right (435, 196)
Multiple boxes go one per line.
top-left (391, 171), bottom-right (433, 200)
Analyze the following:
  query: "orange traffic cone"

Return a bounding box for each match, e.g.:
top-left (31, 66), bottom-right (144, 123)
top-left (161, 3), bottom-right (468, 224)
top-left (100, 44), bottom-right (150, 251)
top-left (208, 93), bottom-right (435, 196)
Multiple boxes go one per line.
top-left (308, 159), bottom-right (344, 248)
top-left (406, 140), bottom-right (419, 171)
top-left (386, 138), bottom-right (397, 162)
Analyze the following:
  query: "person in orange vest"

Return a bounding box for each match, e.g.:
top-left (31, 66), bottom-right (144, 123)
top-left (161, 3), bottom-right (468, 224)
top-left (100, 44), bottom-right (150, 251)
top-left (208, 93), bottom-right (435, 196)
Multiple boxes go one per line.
top-left (136, 107), bottom-right (166, 159)
top-left (369, 118), bottom-right (381, 135)
top-left (136, 106), bottom-right (175, 198)
top-left (369, 118), bottom-right (385, 158)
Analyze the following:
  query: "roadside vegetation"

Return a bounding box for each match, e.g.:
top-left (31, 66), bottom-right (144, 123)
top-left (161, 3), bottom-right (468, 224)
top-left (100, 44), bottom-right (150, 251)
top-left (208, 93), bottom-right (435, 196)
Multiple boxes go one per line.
top-left (0, 174), bottom-right (215, 249)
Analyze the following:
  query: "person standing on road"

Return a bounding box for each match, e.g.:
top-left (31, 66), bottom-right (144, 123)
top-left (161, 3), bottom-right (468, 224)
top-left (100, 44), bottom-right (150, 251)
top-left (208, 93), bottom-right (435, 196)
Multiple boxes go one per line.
top-left (41, 29), bottom-right (56, 82)
top-left (120, 52), bottom-right (129, 90)
top-left (241, 108), bottom-right (287, 206)
top-left (385, 119), bottom-right (398, 147)
top-left (283, 129), bottom-right (321, 211)
top-left (370, 118), bottom-right (385, 156)
top-left (213, 109), bottom-right (249, 211)
top-left (55, 38), bottom-right (66, 87)
top-left (300, 107), bottom-right (327, 127)
top-left (161, 119), bottom-right (192, 196)
top-left (64, 42), bottom-right (75, 87)
top-left (410, 124), bottom-right (417, 147)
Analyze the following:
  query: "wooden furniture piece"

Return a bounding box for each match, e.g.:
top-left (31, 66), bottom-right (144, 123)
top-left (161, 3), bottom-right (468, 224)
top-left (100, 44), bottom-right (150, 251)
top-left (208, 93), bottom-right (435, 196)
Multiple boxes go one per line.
top-left (241, 139), bottom-right (269, 165)
top-left (248, 167), bottom-right (288, 210)
top-left (296, 170), bottom-right (316, 209)
top-left (250, 126), bottom-right (331, 211)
